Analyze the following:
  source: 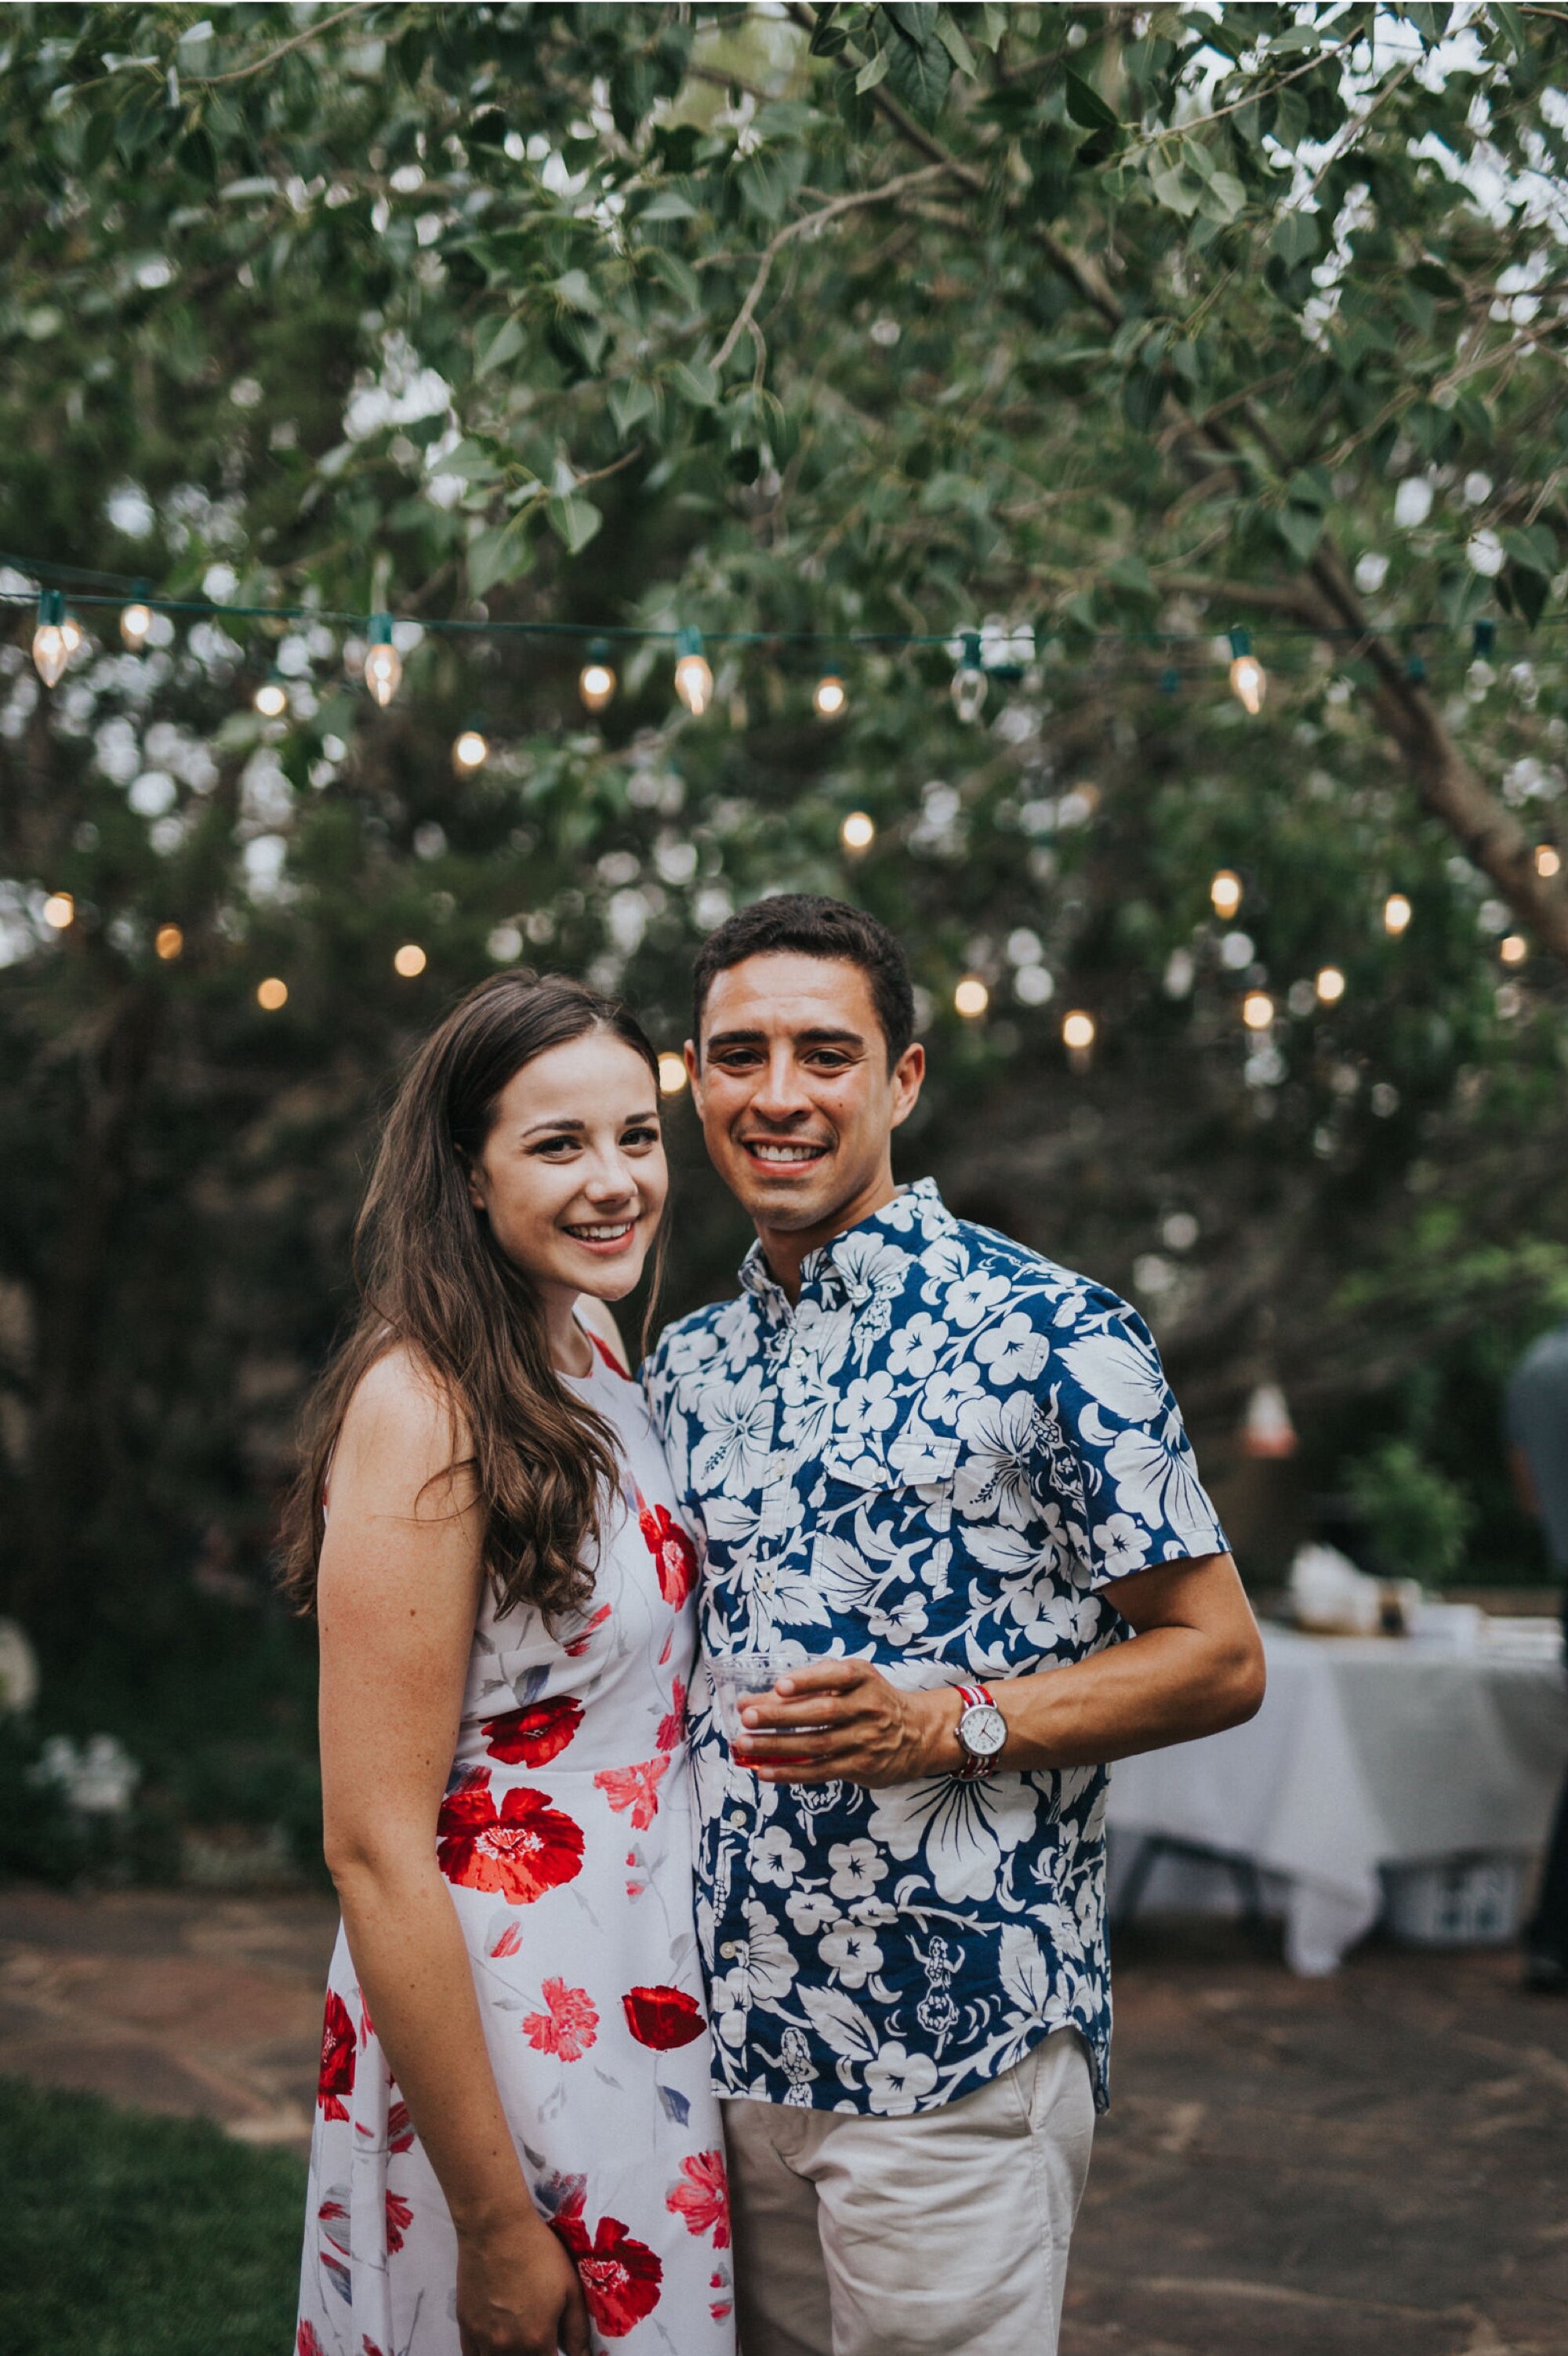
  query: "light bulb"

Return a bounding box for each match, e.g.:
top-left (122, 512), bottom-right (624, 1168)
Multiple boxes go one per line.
top-left (840, 811), bottom-right (875, 854)
top-left (1062, 1010), bottom-right (1095, 1053)
top-left (1315, 965), bottom-right (1345, 1004)
top-left (1384, 892), bottom-right (1412, 936)
top-left (155, 924), bottom-right (183, 960)
top-left (42, 891), bottom-right (74, 929)
top-left (60, 614), bottom-right (84, 655)
top-left (1500, 933), bottom-right (1527, 966)
top-left (1227, 628), bottom-right (1265, 716)
top-left (1242, 989), bottom-right (1274, 1030)
top-left (256, 976), bottom-right (288, 1010)
top-left (32, 590), bottom-right (69, 687)
top-left (253, 679), bottom-right (288, 718)
top-left (121, 602), bottom-right (152, 652)
top-left (951, 630), bottom-right (986, 726)
top-left (814, 674), bottom-right (848, 720)
top-left (453, 728), bottom-right (488, 771)
top-left (673, 628), bottom-right (713, 718)
top-left (364, 612), bottom-right (401, 707)
top-left (1535, 845), bottom-right (1561, 879)
top-left (579, 659), bottom-right (616, 713)
top-left (657, 1053), bottom-right (688, 1096)
top-left (954, 975), bottom-right (989, 1018)
top-left (394, 943), bottom-right (427, 978)
top-left (1210, 869), bottom-right (1243, 920)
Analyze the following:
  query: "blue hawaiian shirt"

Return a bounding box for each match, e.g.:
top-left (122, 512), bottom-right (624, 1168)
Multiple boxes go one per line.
top-left (642, 1179), bottom-right (1228, 2117)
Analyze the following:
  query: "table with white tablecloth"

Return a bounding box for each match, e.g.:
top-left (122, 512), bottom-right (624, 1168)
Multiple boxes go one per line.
top-left (1105, 1621), bottom-right (1568, 1973)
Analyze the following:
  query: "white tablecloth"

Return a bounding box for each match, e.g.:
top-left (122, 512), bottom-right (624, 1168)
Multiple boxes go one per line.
top-left (1105, 1622), bottom-right (1568, 1973)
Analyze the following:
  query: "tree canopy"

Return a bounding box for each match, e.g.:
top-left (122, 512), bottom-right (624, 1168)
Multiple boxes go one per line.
top-left (2, 2), bottom-right (1567, 1654)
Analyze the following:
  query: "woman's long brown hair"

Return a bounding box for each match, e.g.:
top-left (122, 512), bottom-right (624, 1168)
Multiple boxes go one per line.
top-left (278, 971), bottom-right (666, 1622)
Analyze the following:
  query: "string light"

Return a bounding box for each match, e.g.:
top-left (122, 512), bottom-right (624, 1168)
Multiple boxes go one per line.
top-left (32, 590), bottom-right (71, 687)
top-left (256, 976), bottom-right (288, 1010)
top-left (1210, 869), bottom-right (1243, 920)
top-left (840, 811), bottom-right (875, 854)
top-left (42, 891), bottom-right (74, 929)
top-left (1242, 989), bottom-right (1275, 1030)
top-left (814, 674), bottom-right (848, 720)
top-left (154, 924), bottom-right (183, 960)
top-left (1228, 627), bottom-right (1265, 717)
top-left (579, 641), bottom-right (617, 713)
top-left (673, 626), bottom-right (713, 717)
top-left (1536, 845), bottom-right (1562, 879)
top-left (394, 943), bottom-right (426, 977)
top-left (364, 612), bottom-right (401, 707)
top-left (253, 677), bottom-right (288, 718)
top-left (954, 975), bottom-right (989, 1018)
top-left (1062, 1010), bottom-right (1095, 1052)
top-left (951, 632), bottom-right (986, 725)
top-left (1384, 892), bottom-right (1413, 936)
top-left (1316, 965), bottom-right (1345, 1004)
top-left (120, 597), bottom-right (151, 652)
top-left (60, 613), bottom-right (84, 656)
top-left (657, 1053), bottom-right (688, 1095)
top-left (1500, 933), bottom-right (1527, 965)
top-left (452, 728), bottom-right (488, 772)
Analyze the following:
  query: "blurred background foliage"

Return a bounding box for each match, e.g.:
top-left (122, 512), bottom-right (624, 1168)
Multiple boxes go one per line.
top-left (2, 2), bottom-right (1567, 1868)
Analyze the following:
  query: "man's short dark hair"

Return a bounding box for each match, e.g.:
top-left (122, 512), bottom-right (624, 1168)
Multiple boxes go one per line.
top-left (691, 895), bottom-right (915, 1067)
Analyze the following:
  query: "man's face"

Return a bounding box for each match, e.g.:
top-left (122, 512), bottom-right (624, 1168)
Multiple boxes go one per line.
top-left (688, 953), bottom-right (924, 1239)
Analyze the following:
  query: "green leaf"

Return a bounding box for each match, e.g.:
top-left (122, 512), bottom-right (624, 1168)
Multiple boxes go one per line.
top-left (1275, 505), bottom-right (1324, 563)
top-left (1501, 525), bottom-right (1556, 578)
top-left (932, 12), bottom-right (977, 75)
top-left (1271, 210), bottom-right (1319, 268)
top-left (475, 314), bottom-right (526, 376)
top-left (1149, 163), bottom-right (1202, 218)
top-left (667, 357), bottom-right (718, 408)
top-left (1196, 169), bottom-right (1247, 225)
top-left (1064, 70), bottom-right (1118, 133)
top-left (552, 269), bottom-right (598, 314)
top-left (546, 493), bottom-right (603, 555)
top-left (855, 46), bottom-right (891, 95)
top-left (1122, 368), bottom-right (1165, 431)
top-left (637, 187), bottom-right (697, 222)
top-left (467, 514), bottom-right (532, 595)
top-left (738, 151), bottom-right (796, 223)
top-left (438, 440), bottom-right (503, 484)
top-left (607, 379), bottom-right (659, 437)
top-left (884, 17), bottom-right (952, 125)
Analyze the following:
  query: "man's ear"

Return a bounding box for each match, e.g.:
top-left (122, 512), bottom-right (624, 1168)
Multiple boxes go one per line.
top-left (889, 1040), bottom-right (925, 1131)
top-left (684, 1037), bottom-right (702, 1115)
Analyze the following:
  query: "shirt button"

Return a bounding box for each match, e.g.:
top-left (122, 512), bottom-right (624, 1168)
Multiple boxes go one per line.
top-left (728, 1810), bottom-right (747, 1829)
top-left (757, 1570), bottom-right (775, 1593)
top-left (719, 1941), bottom-right (737, 1959)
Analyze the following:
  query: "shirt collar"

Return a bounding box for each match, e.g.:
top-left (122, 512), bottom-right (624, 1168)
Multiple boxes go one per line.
top-left (738, 1178), bottom-right (955, 1316)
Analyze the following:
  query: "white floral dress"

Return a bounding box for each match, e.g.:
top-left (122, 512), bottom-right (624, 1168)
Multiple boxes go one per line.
top-left (296, 1337), bottom-right (735, 2356)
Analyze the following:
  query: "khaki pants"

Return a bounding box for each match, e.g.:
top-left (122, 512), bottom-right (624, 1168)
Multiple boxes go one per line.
top-left (723, 2030), bottom-right (1095, 2356)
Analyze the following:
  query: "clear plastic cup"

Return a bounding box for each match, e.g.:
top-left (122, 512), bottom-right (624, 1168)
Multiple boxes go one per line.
top-left (706, 1652), bottom-right (831, 1750)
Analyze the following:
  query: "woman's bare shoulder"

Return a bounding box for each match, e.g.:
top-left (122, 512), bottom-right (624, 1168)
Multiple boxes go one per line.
top-left (338, 1342), bottom-right (473, 1491)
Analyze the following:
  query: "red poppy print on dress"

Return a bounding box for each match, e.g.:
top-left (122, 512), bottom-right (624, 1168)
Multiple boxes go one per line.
top-left (622, 1984), bottom-right (706, 2050)
top-left (563, 1603), bottom-right (612, 1659)
top-left (436, 1769), bottom-right (584, 1904)
top-left (481, 1693), bottom-right (583, 1768)
top-left (551, 2193), bottom-right (663, 2339)
top-left (637, 1494), bottom-right (697, 1609)
top-left (385, 2191), bottom-right (413, 2255)
top-left (588, 1332), bottom-right (633, 1380)
top-left (655, 1676), bottom-right (687, 1755)
top-left (666, 2150), bottom-right (731, 2247)
top-left (593, 1754), bottom-right (669, 1831)
top-left (318, 1989), bottom-right (356, 2120)
top-left (387, 2099), bottom-right (414, 2155)
top-left (522, 1977), bottom-right (600, 2061)
top-left (297, 2325), bottom-right (326, 2356)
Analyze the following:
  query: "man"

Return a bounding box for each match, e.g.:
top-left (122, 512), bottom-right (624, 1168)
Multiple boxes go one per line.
top-left (1507, 1318), bottom-right (1568, 1990)
top-left (643, 895), bottom-right (1265, 2356)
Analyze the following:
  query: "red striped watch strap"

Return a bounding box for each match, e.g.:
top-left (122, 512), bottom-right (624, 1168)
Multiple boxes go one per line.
top-left (953, 1683), bottom-right (996, 1780)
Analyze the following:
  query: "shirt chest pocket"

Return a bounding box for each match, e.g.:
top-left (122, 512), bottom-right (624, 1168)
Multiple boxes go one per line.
top-left (820, 1418), bottom-right (960, 1534)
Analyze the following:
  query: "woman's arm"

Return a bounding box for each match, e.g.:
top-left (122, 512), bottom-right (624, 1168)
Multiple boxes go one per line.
top-left (317, 1349), bottom-right (589, 2356)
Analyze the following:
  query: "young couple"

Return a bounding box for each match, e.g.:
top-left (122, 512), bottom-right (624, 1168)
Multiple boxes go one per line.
top-left (289, 895), bottom-right (1265, 2356)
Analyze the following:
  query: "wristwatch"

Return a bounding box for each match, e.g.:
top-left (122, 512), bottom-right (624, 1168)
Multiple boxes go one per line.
top-left (953, 1683), bottom-right (1007, 1781)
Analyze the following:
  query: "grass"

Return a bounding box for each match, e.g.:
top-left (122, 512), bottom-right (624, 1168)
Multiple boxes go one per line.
top-left (0, 2075), bottom-right (307, 2356)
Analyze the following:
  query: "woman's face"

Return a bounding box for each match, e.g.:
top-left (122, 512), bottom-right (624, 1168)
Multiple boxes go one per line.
top-left (465, 1029), bottom-right (667, 1305)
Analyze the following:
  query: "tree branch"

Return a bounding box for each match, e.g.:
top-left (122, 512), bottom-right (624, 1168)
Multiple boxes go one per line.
top-left (712, 165), bottom-right (948, 371)
top-left (188, 5), bottom-right (365, 87)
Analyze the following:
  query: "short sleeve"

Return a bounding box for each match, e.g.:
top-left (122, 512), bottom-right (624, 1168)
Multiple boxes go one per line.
top-left (1039, 1293), bottom-right (1229, 1592)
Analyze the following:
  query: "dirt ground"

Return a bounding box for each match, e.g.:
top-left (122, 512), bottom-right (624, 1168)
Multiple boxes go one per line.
top-left (2, 1886), bottom-right (1564, 2354)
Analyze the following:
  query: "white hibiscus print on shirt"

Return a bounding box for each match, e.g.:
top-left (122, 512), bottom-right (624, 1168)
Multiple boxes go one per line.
top-left (863, 2041), bottom-right (940, 2116)
top-left (827, 1839), bottom-right (889, 1901)
top-left (1105, 1424), bottom-right (1214, 1540)
top-left (751, 1825), bottom-right (807, 1887)
top-left (691, 1364), bottom-right (775, 1494)
top-left (887, 1312), bottom-right (949, 1381)
top-left (953, 1391), bottom-right (1039, 1527)
top-left (943, 1269), bottom-right (1012, 1330)
top-left (818, 1926), bottom-right (884, 1989)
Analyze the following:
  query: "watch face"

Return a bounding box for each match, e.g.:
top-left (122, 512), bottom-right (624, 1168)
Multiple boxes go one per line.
top-left (960, 1702), bottom-right (1007, 1759)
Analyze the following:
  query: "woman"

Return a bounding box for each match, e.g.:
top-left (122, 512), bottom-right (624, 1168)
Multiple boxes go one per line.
top-left (282, 973), bottom-right (734, 2356)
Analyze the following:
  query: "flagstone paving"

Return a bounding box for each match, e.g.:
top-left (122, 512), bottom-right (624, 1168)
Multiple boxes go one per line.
top-left (2, 1886), bottom-right (1565, 2351)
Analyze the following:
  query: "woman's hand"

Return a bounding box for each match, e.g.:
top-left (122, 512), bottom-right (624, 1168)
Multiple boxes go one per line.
top-left (735, 1661), bottom-right (964, 1788)
top-left (456, 2209), bottom-right (591, 2356)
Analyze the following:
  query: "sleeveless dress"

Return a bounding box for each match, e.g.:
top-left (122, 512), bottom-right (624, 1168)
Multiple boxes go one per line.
top-left (296, 1337), bottom-right (735, 2356)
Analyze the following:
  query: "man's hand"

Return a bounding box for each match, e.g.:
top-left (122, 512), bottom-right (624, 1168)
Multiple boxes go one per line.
top-left (735, 1661), bottom-right (964, 1788)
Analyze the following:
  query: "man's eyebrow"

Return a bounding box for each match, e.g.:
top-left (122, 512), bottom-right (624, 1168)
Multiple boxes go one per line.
top-left (704, 1025), bottom-right (868, 1051)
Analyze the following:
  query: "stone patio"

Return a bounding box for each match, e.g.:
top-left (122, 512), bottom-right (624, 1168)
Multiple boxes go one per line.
top-left (2, 1886), bottom-right (1565, 2352)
